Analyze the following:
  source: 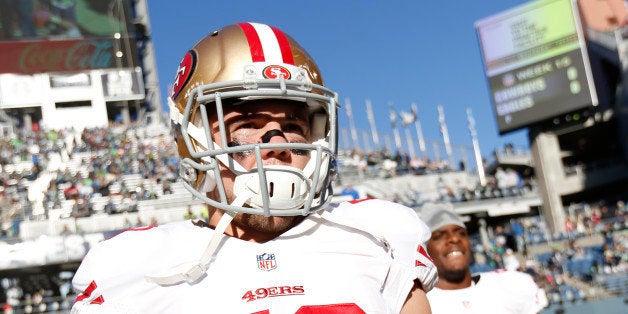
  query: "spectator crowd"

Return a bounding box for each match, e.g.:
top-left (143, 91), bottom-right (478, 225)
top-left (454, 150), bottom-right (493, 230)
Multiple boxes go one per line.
top-left (1, 125), bottom-right (627, 312)
top-left (0, 124), bottom-right (178, 238)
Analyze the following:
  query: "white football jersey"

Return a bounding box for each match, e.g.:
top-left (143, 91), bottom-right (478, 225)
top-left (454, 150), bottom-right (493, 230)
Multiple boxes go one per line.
top-left (71, 199), bottom-right (432, 313)
top-left (427, 270), bottom-right (548, 314)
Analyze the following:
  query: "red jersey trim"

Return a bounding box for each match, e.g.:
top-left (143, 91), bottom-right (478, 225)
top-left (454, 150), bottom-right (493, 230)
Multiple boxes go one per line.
top-left (90, 295), bottom-right (105, 305)
top-left (128, 225), bottom-right (156, 232)
top-left (75, 280), bottom-right (97, 302)
top-left (417, 245), bottom-right (434, 263)
top-left (109, 225), bottom-right (156, 240)
top-left (347, 198), bottom-right (374, 204)
top-left (296, 303), bottom-right (365, 314)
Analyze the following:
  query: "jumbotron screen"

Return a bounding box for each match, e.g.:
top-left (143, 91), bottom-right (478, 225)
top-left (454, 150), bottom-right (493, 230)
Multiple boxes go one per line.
top-left (475, 0), bottom-right (598, 134)
top-left (0, 0), bottom-right (137, 74)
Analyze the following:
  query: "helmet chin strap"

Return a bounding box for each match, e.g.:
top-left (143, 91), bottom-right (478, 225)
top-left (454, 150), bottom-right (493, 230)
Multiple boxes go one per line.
top-left (144, 204), bottom-right (242, 286)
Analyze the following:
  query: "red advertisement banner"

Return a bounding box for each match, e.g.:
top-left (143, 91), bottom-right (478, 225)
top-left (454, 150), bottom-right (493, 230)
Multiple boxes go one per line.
top-left (0, 38), bottom-right (130, 74)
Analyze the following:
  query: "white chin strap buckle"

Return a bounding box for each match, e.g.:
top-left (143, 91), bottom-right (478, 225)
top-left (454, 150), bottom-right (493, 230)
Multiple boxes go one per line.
top-left (183, 264), bottom-right (207, 284)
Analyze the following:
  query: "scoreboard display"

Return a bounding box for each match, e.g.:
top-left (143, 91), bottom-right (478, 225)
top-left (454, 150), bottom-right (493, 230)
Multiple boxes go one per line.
top-left (475, 0), bottom-right (598, 134)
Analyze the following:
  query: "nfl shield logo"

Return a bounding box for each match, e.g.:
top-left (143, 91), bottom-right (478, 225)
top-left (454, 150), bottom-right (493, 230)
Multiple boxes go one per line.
top-left (256, 253), bottom-right (277, 271)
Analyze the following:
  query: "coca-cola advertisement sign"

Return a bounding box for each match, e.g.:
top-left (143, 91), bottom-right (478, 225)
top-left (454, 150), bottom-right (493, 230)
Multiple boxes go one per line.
top-left (0, 39), bottom-right (132, 74)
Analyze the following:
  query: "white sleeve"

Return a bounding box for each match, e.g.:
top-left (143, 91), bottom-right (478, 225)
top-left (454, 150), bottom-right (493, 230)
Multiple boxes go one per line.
top-left (356, 200), bottom-right (436, 289)
top-left (71, 227), bottom-right (167, 313)
top-left (500, 271), bottom-right (548, 314)
top-left (375, 200), bottom-right (437, 310)
top-left (520, 272), bottom-right (549, 314)
top-left (332, 199), bottom-right (436, 312)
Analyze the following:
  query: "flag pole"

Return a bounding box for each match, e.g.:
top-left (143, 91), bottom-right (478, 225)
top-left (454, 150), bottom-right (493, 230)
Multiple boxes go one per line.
top-left (389, 102), bottom-right (402, 153)
top-left (411, 103), bottom-right (427, 158)
top-left (344, 98), bottom-right (360, 150)
top-left (365, 99), bottom-right (380, 149)
top-left (467, 108), bottom-right (487, 186)
top-left (438, 105), bottom-right (454, 167)
top-left (404, 127), bottom-right (416, 158)
top-left (400, 107), bottom-right (417, 158)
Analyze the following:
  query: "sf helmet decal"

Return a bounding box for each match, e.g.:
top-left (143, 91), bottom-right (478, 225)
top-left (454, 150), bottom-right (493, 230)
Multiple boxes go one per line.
top-left (263, 65), bottom-right (291, 79)
top-left (171, 50), bottom-right (196, 99)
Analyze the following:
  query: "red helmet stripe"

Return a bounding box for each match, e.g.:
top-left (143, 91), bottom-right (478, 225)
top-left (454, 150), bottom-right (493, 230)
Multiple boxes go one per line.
top-left (238, 22), bottom-right (265, 62)
top-left (270, 26), bottom-right (294, 65)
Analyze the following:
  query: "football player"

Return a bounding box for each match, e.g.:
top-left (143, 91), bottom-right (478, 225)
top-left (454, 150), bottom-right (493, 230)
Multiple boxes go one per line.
top-left (72, 22), bottom-right (437, 313)
top-left (422, 202), bottom-right (548, 313)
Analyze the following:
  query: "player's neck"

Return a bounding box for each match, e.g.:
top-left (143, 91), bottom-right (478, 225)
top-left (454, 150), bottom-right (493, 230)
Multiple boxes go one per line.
top-left (434, 271), bottom-right (473, 290)
top-left (207, 208), bottom-right (304, 243)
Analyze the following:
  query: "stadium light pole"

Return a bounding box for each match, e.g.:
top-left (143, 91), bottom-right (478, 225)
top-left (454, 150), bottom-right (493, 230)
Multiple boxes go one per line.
top-left (109, 0), bottom-right (132, 126)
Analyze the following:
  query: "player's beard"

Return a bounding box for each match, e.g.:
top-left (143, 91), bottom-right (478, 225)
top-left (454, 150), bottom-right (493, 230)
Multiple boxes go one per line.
top-left (441, 267), bottom-right (468, 284)
top-left (234, 213), bottom-right (305, 236)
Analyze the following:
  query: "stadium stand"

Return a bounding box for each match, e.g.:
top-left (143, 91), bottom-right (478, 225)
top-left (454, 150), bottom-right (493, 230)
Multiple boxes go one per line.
top-left (0, 127), bottom-right (626, 312)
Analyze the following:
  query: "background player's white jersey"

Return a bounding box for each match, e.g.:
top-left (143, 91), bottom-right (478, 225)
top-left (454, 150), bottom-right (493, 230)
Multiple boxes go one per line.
top-left (427, 270), bottom-right (548, 314)
top-left (72, 199), bottom-right (431, 313)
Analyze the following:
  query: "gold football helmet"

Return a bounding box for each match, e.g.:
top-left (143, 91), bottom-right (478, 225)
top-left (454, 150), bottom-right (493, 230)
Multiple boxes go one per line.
top-left (169, 22), bottom-right (339, 217)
